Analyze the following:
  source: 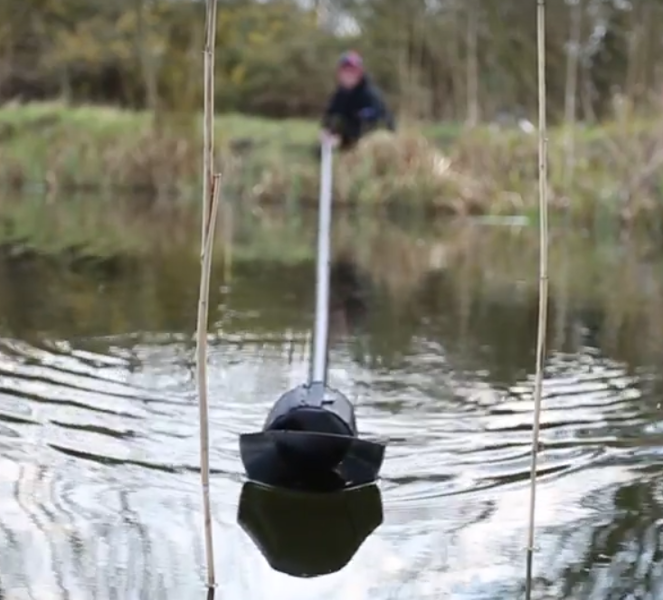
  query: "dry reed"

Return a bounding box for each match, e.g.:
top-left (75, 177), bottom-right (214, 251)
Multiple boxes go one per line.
top-left (196, 0), bottom-right (220, 589)
top-left (525, 0), bottom-right (549, 598)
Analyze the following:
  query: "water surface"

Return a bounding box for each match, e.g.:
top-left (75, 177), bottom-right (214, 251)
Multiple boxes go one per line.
top-left (1, 206), bottom-right (663, 599)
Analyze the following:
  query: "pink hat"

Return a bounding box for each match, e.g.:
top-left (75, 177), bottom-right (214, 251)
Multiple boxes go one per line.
top-left (337, 51), bottom-right (363, 71)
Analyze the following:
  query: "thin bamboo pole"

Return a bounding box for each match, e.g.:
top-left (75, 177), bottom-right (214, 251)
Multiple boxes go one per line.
top-left (196, 0), bottom-right (219, 589)
top-left (525, 0), bottom-right (549, 598)
top-left (202, 0), bottom-right (217, 242)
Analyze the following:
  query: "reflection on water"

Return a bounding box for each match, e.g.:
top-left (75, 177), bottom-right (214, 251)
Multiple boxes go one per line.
top-left (238, 482), bottom-right (383, 578)
top-left (1, 203), bottom-right (663, 598)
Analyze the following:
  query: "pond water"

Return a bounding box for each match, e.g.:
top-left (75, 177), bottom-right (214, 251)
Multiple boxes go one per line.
top-left (1, 204), bottom-right (663, 599)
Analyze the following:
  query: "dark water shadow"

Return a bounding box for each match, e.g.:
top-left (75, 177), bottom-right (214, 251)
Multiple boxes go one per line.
top-left (237, 480), bottom-right (383, 578)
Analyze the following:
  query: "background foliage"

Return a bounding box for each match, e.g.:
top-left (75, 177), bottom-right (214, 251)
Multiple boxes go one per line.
top-left (0, 0), bottom-right (661, 121)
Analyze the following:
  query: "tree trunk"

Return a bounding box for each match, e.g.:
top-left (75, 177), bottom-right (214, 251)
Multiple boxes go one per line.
top-left (563, 0), bottom-right (582, 189)
top-left (466, 0), bottom-right (479, 126)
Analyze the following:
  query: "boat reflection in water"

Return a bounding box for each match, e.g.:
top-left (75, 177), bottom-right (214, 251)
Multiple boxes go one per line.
top-left (237, 477), bottom-right (383, 578)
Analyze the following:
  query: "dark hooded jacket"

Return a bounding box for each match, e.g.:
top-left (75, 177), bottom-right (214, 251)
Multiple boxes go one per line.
top-left (322, 75), bottom-right (395, 150)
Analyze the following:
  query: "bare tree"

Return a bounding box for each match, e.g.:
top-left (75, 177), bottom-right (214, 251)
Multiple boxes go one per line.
top-left (135, 0), bottom-right (160, 116)
top-left (563, 0), bottom-right (582, 188)
top-left (466, 0), bottom-right (479, 126)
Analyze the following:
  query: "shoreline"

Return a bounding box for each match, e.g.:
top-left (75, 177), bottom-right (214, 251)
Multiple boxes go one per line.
top-left (1, 102), bottom-right (663, 260)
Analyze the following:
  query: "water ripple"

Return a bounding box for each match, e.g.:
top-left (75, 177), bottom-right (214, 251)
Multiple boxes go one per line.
top-left (0, 323), bottom-right (658, 599)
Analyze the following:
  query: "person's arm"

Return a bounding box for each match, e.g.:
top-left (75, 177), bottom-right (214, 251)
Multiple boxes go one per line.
top-left (322, 88), bottom-right (342, 131)
top-left (358, 84), bottom-right (393, 131)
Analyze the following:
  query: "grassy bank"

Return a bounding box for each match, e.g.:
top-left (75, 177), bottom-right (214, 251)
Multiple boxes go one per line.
top-left (2, 102), bottom-right (663, 240)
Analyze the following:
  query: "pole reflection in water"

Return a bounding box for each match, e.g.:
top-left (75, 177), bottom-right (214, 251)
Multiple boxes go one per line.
top-left (237, 480), bottom-right (383, 578)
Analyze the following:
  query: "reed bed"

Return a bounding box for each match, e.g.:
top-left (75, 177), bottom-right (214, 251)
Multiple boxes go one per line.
top-left (3, 102), bottom-right (663, 231)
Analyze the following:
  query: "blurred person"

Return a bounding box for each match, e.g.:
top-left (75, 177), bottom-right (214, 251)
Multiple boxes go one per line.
top-left (320, 51), bottom-right (394, 151)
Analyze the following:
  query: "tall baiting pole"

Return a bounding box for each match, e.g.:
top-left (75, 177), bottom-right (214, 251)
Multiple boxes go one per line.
top-left (311, 139), bottom-right (334, 385)
top-left (197, 0), bottom-right (219, 589)
top-left (525, 0), bottom-right (549, 598)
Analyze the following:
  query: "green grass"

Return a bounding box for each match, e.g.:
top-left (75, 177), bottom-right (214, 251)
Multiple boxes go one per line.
top-left (1, 101), bottom-right (663, 260)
